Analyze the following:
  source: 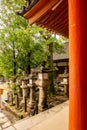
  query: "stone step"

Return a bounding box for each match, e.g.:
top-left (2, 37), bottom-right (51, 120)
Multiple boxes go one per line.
top-left (13, 101), bottom-right (68, 130)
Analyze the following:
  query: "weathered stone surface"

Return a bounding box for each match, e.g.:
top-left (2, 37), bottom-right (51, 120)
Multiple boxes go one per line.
top-left (28, 85), bottom-right (36, 108)
top-left (36, 79), bottom-right (50, 111)
top-left (4, 126), bottom-right (16, 130)
top-left (13, 101), bottom-right (68, 130)
top-left (21, 81), bottom-right (28, 102)
top-left (0, 110), bottom-right (11, 129)
top-left (2, 121), bottom-right (11, 128)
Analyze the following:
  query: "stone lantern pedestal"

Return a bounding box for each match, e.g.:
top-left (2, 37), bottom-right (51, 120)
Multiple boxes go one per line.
top-left (61, 79), bottom-right (68, 96)
top-left (63, 78), bottom-right (69, 96)
top-left (60, 73), bottom-right (69, 97)
top-left (27, 74), bottom-right (37, 109)
top-left (38, 80), bottom-right (50, 111)
top-left (21, 80), bottom-right (28, 102)
top-left (16, 79), bottom-right (22, 97)
top-left (35, 71), bottom-right (51, 111)
top-left (28, 83), bottom-right (36, 108)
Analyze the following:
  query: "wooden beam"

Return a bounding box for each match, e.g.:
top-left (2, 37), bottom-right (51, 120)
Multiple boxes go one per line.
top-left (24, 0), bottom-right (61, 24)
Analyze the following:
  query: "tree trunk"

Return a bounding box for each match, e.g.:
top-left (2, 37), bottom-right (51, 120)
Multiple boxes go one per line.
top-left (13, 42), bottom-right (16, 77)
top-left (26, 52), bottom-right (31, 74)
top-left (48, 43), bottom-right (55, 95)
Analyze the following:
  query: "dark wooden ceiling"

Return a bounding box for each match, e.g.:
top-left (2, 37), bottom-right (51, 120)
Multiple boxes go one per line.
top-left (23, 0), bottom-right (68, 37)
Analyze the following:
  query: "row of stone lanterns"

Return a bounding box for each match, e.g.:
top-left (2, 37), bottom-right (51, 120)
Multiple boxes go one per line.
top-left (17, 67), bottom-right (51, 112)
top-left (7, 67), bottom-right (51, 113)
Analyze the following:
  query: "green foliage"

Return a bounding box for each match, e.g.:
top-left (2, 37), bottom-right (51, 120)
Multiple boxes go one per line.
top-left (0, 0), bottom-right (68, 79)
top-left (10, 82), bottom-right (18, 95)
top-left (0, 25), bottom-right (47, 77)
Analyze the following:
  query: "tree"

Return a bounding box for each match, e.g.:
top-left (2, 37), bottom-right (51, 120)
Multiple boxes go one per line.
top-left (0, 0), bottom-right (26, 78)
top-left (0, 24), bottom-right (47, 78)
top-left (39, 31), bottom-right (66, 95)
top-left (0, 1), bottom-right (46, 78)
top-left (0, 0), bottom-right (68, 86)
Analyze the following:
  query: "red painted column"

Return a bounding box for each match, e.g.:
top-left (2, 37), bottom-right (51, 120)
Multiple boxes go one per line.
top-left (68, 0), bottom-right (87, 130)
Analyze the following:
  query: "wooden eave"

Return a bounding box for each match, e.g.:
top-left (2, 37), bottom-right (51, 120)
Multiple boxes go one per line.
top-left (23, 0), bottom-right (68, 37)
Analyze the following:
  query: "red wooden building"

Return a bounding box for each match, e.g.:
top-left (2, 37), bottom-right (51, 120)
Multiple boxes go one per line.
top-left (17, 0), bottom-right (87, 130)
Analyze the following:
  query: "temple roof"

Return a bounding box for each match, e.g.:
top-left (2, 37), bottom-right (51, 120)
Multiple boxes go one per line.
top-left (53, 42), bottom-right (69, 61)
top-left (16, 0), bottom-right (68, 37)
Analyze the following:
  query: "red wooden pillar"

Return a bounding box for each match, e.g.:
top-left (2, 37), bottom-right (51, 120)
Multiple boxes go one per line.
top-left (68, 0), bottom-right (87, 130)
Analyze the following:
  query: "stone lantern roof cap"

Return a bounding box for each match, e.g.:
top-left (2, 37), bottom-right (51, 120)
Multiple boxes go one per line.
top-left (32, 67), bottom-right (53, 74)
top-left (42, 68), bottom-right (53, 73)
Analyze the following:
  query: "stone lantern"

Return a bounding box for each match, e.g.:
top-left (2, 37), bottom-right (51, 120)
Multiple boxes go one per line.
top-left (35, 68), bottom-right (51, 111)
top-left (21, 80), bottom-right (28, 102)
top-left (28, 74), bottom-right (37, 109)
top-left (60, 67), bottom-right (69, 96)
top-left (16, 79), bottom-right (22, 97)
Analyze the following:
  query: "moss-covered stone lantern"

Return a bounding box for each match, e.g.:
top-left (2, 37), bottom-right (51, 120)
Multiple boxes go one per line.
top-left (35, 68), bottom-right (51, 111)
